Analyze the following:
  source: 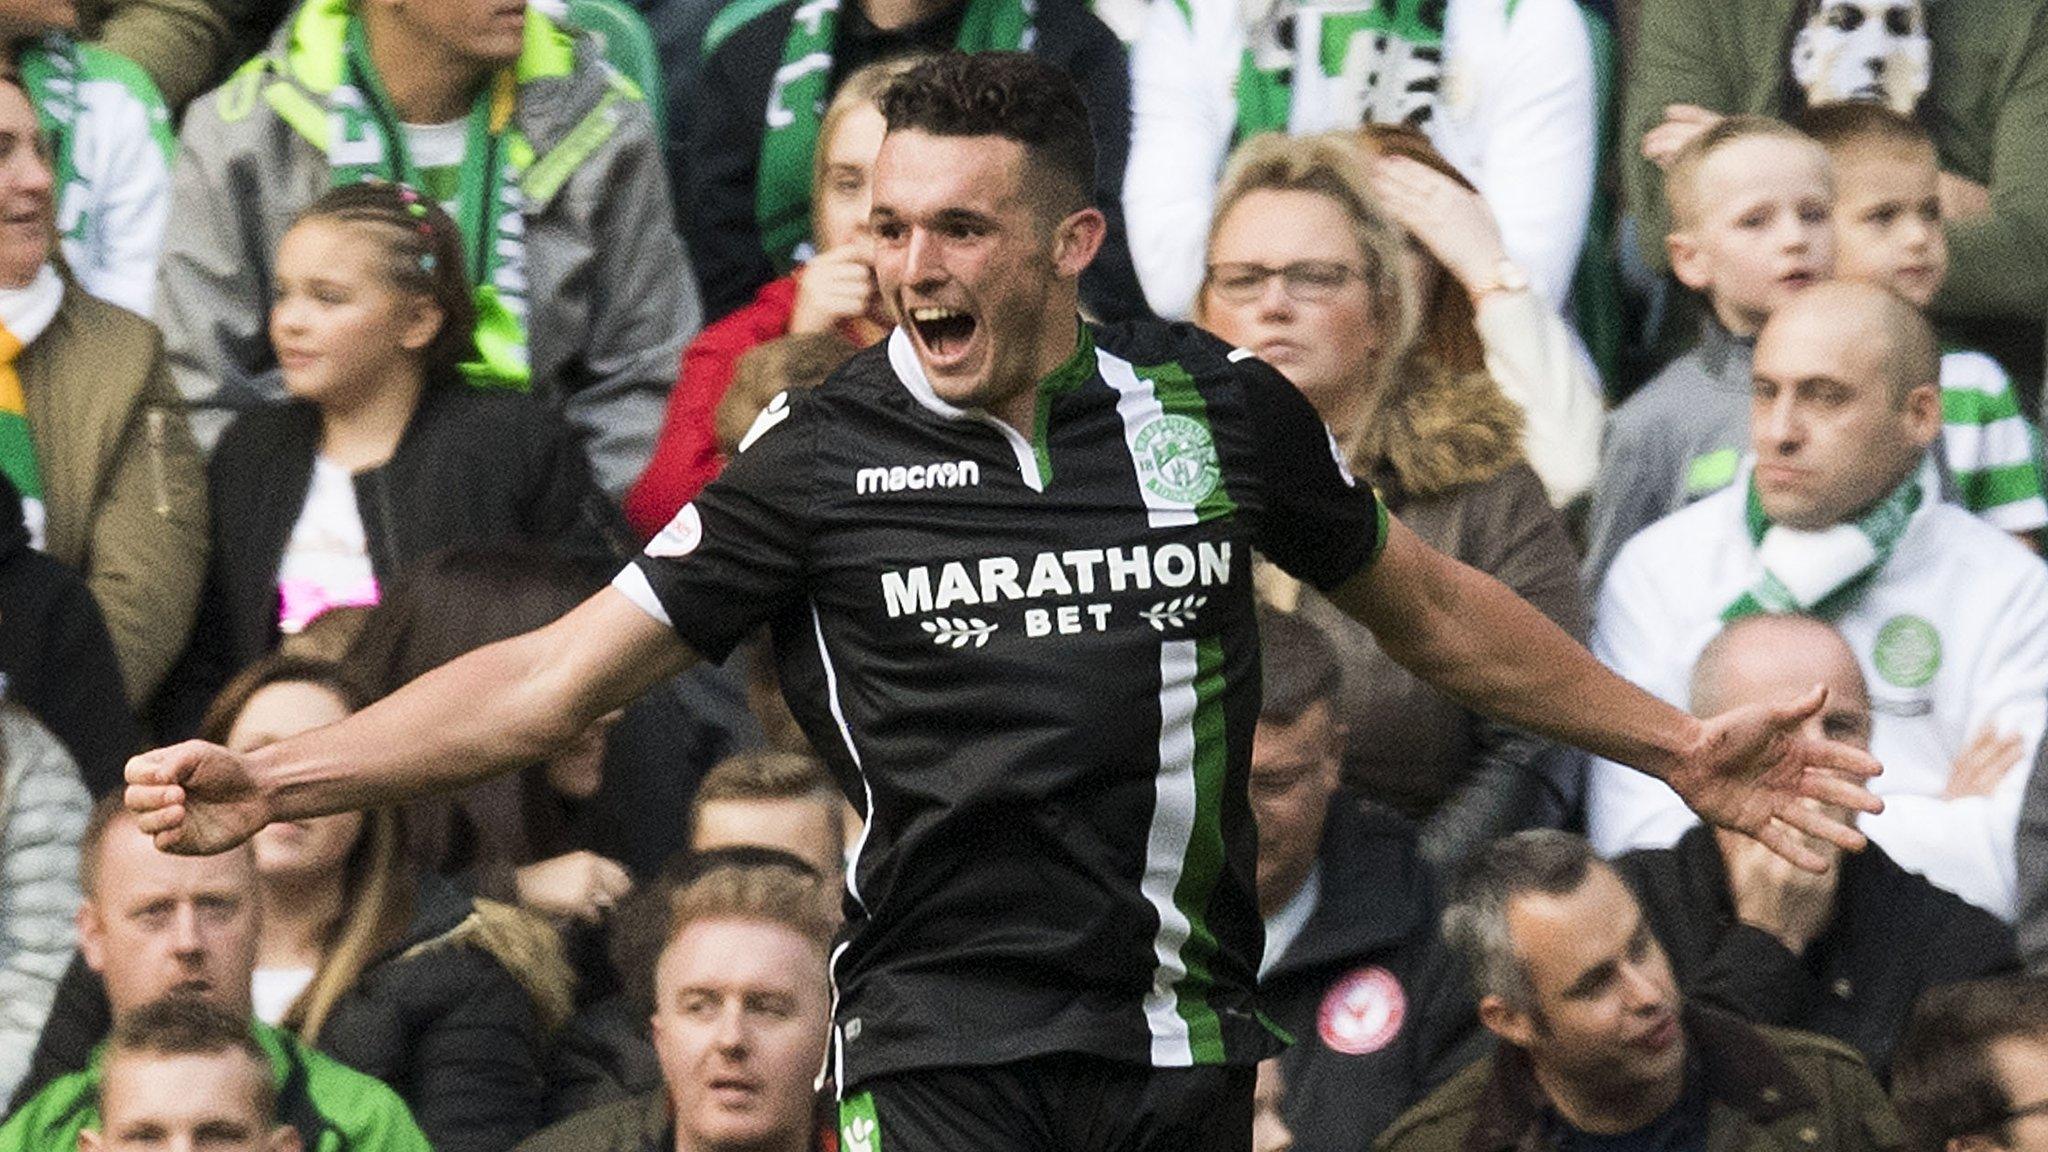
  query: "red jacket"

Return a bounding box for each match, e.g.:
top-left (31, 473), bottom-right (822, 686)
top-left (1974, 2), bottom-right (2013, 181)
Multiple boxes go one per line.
top-left (625, 275), bottom-right (802, 538)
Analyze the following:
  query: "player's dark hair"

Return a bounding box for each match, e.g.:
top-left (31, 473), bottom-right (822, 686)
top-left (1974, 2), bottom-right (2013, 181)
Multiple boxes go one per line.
top-left (104, 998), bottom-right (277, 1120)
top-left (1256, 607), bottom-right (1343, 725)
top-left (1893, 976), bottom-right (2048, 1152)
top-left (880, 51), bottom-right (1095, 218)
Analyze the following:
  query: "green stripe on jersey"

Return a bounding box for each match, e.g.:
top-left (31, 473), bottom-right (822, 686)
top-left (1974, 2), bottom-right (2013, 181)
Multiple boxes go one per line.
top-left (1166, 634), bottom-right (1231, 1062)
top-left (1138, 359), bottom-right (1237, 523)
top-left (840, 1091), bottom-right (882, 1151)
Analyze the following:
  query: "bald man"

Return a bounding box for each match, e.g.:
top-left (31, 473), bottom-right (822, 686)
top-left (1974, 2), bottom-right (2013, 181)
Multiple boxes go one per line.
top-left (1589, 282), bottom-right (2048, 921)
top-left (1614, 615), bottom-right (2016, 1079)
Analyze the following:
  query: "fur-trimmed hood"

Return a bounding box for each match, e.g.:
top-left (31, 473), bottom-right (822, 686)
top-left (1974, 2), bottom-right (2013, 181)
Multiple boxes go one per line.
top-left (391, 874), bottom-right (578, 1036)
top-left (1348, 361), bottom-right (1526, 506)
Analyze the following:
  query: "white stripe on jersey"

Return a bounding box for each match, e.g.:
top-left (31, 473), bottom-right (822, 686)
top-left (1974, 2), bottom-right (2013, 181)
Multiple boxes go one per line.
top-left (1100, 348), bottom-right (1199, 529)
top-left (1139, 637), bottom-right (1202, 1065)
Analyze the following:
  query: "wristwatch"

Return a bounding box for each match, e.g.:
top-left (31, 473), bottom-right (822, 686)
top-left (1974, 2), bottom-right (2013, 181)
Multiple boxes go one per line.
top-left (1468, 258), bottom-right (1530, 303)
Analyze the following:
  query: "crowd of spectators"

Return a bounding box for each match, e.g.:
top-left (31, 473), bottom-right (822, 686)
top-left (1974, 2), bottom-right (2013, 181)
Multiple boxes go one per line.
top-left (0, 0), bottom-right (2046, 1147)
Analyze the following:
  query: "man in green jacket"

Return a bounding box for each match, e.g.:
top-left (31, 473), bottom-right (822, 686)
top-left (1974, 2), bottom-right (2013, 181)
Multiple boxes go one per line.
top-left (1623, 0), bottom-right (2048, 370)
top-left (0, 798), bottom-right (428, 1152)
top-left (1377, 830), bottom-right (1903, 1152)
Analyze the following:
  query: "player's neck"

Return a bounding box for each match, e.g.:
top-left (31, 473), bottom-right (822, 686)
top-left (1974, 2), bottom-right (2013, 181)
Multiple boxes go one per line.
top-left (987, 311), bottom-right (1086, 439)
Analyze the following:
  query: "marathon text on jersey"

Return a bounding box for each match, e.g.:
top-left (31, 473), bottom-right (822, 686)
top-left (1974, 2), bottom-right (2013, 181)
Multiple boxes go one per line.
top-left (881, 541), bottom-right (1234, 618)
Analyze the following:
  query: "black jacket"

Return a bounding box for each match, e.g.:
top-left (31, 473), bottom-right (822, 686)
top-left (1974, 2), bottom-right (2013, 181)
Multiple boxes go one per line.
top-left (0, 473), bottom-right (136, 795)
top-left (9, 876), bottom-right (562, 1152)
top-left (1614, 824), bottom-right (2019, 1080)
top-left (1260, 793), bottom-right (1483, 1152)
top-left (158, 386), bottom-right (630, 736)
top-left (683, 0), bottom-right (1151, 326)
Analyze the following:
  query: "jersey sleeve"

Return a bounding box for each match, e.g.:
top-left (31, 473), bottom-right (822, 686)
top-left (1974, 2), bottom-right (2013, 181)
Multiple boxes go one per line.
top-left (1232, 354), bottom-right (1387, 590)
top-left (610, 389), bottom-right (816, 662)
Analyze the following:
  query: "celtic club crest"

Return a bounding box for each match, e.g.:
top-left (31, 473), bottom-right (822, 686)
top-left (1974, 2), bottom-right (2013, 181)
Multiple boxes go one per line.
top-left (1133, 414), bottom-right (1220, 505)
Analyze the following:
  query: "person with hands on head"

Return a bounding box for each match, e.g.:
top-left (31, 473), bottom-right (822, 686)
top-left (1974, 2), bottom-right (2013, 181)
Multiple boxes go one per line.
top-left (129, 52), bottom-right (1879, 1152)
top-left (1614, 613), bottom-right (2017, 1080)
top-left (1360, 125), bottom-right (1603, 511)
top-left (624, 58), bottom-right (906, 539)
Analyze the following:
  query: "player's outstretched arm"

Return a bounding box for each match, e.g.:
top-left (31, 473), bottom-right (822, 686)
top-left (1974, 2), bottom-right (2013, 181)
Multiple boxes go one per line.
top-left (1325, 514), bottom-right (1882, 872)
top-left (126, 588), bottom-right (697, 855)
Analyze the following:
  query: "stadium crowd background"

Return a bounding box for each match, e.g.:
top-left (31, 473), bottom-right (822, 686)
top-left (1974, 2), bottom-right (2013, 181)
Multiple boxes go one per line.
top-left (1, 0), bottom-right (2047, 1148)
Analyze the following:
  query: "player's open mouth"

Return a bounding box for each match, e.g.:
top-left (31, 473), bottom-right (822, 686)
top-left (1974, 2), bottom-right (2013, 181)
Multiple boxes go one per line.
top-left (909, 306), bottom-right (978, 362)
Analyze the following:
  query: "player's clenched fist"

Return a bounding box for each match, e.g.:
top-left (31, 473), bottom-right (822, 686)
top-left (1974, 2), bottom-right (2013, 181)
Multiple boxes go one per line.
top-left (124, 741), bottom-right (272, 856)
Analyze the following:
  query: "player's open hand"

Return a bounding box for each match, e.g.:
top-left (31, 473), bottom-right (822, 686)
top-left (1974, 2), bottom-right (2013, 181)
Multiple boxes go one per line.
top-left (124, 741), bottom-right (272, 856)
top-left (1665, 685), bottom-right (1883, 873)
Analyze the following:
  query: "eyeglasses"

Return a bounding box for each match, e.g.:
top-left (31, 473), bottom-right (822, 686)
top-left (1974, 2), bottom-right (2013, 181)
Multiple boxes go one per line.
top-left (1203, 260), bottom-right (1369, 304)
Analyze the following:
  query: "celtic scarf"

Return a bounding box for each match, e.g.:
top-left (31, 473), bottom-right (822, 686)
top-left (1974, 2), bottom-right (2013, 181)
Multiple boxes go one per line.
top-left (322, 8), bottom-right (533, 389)
top-left (1235, 0), bottom-right (1444, 140)
top-left (754, 0), bottom-right (1035, 271)
top-left (0, 266), bottom-right (64, 552)
top-left (1722, 464), bottom-right (1924, 623)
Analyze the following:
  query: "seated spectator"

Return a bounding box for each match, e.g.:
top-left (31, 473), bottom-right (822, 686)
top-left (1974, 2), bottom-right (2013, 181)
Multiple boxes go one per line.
top-left (543, 847), bottom-right (823, 1123)
top-left (0, 703), bottom-right (90, 1104)
top-left (1357, 124), bottom-right (1602, 509)
top-left (1587, 282), bottom-right (2048, 922)
top-left (1584, 117), bottom-right (1833, 584)
top-left (207, 654), bottom-right (574, 1152)
top-left (1379, 830), bottom-right (1903, 1152)
top-left (157, 184), bottom-right (626, 738)
top-left (1623, 0), bottom-right (2048, 377)
top-left (689, 750), bottom-right (846, 902)
top-left (1614, 614), bottom-right (2018, 1079)
top-left (626, 58), bottom-right (901, 537)
top-left (688, 3), bottom-right (1147, 327)
top-left (516, 861), bottom-right (834, 1152)
top-left (1801, 102), bottom-right (2048, 542)
top-left (159, 0), bottom-right (697, 495)
top-left (1196, 131), bottom-right (1588, 871)
top-left (1124, 0), bottom-right (1597, 330)
top-left (0, 72), bottom-right (205, 708)
top-left (1, 1), bottom-right (173, 316)
top-left (79, 998), bottom-right (300, 1152)
top-left (1246, 609), bottom-right (1478, 1152)
top-left (0, 472), bottom-right (135, 795)
top-left (1893, 976), bottom-right (2048, 1152)
top-left (0, 796), bottom-right (430, 1152)
top-left (347, 547), bottom-right (635, 931)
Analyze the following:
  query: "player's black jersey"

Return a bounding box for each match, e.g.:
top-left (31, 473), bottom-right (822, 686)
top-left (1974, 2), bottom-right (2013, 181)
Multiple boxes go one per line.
top-left (618, 320), bottom-right (1386, 1086)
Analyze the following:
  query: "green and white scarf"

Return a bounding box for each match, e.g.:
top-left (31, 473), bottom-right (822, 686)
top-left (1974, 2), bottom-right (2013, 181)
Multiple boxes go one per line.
top-left (19, 35), bottom-right (174, 253)
top-left (754, 0), bottom-right (1036, 271)
top-left (1234, 0), bottom-right (1444, 139)
top-left (323, 10), bottom-right (533, 389)
top-left (1722, 463), bottom-right (1924, 623)
top-left (0, 266), bottom-right (66, 552)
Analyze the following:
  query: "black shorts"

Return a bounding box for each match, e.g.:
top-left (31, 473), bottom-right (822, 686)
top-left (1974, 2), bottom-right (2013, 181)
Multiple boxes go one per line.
top-left (838, 1055), bottom-right (1254, 1152)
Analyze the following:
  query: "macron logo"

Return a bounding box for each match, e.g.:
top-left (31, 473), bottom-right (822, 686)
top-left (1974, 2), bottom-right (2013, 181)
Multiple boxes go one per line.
top-left (856, 460), bottom-right (981, 495)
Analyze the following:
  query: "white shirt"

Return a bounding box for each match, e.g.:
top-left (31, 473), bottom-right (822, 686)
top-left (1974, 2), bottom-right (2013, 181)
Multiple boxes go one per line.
top-left (1586, 469), bottom-right (2048, 921)
top-left (1260, 864), bottom-right (1321, 978)
top-left (274, 457), bottom-right (380, 633)
top-left (251, 966), bottom-right (315, 1026)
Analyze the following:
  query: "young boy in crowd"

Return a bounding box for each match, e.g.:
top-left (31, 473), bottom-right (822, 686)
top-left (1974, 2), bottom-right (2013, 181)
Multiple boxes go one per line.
top-left (1802, 102), bottom-right (2048, 543)
top-left (1583, 117), bottom-right (1834, 584)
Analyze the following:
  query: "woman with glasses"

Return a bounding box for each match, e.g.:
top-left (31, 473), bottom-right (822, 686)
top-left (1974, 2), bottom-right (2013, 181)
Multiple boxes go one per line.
top-left (1196, 130), bottom-right (1590, 873)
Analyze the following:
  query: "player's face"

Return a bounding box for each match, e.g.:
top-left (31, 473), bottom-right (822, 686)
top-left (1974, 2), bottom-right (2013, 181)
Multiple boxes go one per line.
top-left (1831, 141), bottom-right (1946, 308)
top-left (1200, 189), bottom-right (1384, 424)
top-left (0, 82), bottom-right (53, 291)
top-left (236, 682), bottom-right (363, 887)
top-left (1489, 867), bottom-right (1687, 1097)
top-left (1750, 300), bottom-right (1937, 530)
top-left (1791, 0), bottom-right (1929, 114)
top-left (1248, 699), bottom-right (1342, 918)
top-left (83, 1051), bottom-right (296, 1152)
top-left (1668, 138), bottom-right (1833, 338)
top-left (79, 821), bottom-right (260, 1021)
top-left (651, 919), bottom-right (831, 1150)
top-left (871, 129), bottom-right (1091, 426)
